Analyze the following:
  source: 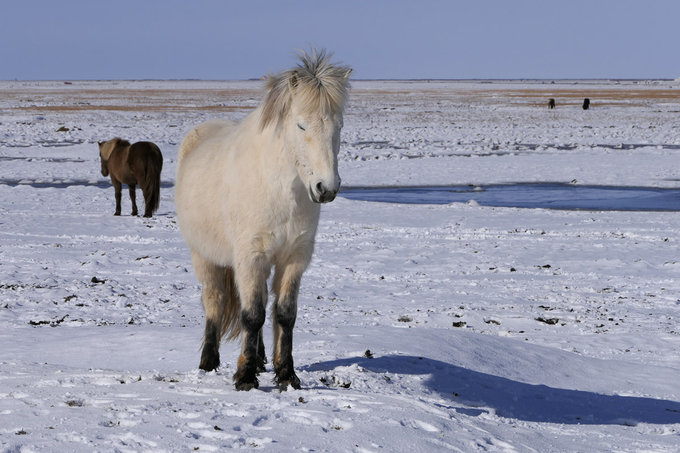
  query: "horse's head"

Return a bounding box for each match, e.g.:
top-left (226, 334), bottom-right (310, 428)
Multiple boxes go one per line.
top-left (98, 138), bottom-right (125, 177)
top-left (261, 50), bottom-right (352, 204)
top-left (98, 141), bottom-right (110, 177)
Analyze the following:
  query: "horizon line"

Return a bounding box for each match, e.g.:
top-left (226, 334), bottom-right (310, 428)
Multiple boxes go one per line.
top-left (2, 77), bottom-right (679, 83)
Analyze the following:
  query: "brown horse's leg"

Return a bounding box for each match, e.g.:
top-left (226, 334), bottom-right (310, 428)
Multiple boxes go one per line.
top-left (271, 261), bottom-right (307, 390)
top-left (233, 259), bottom-right (268, 391)
top-left (192, 252), bottom-right (228, 372)
top-left (112, 178), bottom-right (122, 216)
top-left (129, 184), bottom-right (138, 216)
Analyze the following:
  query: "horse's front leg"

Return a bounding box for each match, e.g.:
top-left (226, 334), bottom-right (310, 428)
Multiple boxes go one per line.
top-left (112, 178), bottom-right (122, 216)
top-left (192, 252), bottom-right (228, 372)
top-left (233, 259), bottom-right (268, 391)
top-left (128, 184), bottom-right (138, 216)
top-left (272, 260), bottom-right (307, 390)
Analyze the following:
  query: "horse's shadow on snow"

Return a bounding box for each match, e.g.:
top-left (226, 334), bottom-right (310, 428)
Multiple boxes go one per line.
top-left (303, 355), bottom-right (680, 426)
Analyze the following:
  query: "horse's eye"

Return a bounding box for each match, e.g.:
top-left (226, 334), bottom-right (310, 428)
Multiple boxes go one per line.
top-left (297, 123), bottom-right (306, 131)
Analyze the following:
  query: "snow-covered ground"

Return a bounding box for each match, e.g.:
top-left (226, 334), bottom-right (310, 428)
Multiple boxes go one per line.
top-left (1, 79), bottom-right (679, 452)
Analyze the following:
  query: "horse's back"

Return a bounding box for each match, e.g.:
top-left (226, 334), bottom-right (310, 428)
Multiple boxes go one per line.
top-left (178, 120), bottom-right (237, 164)
top-left (125, 142), bottom-right (162, 181)
top-left (129, 141), bottom-right (162, 162)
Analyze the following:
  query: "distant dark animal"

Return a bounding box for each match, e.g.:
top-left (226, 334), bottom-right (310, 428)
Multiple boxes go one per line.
top-left (98, 138), bottom-right (163, 217)
top-left (548, 98), bottom-right (555, 109)
top-left (582, 98), bottom-right (590, 110)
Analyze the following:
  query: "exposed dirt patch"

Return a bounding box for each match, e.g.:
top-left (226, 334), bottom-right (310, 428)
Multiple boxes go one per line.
top-left (16, 104), bottom-right (255, 113)
top-left (351, 85), bottom-right (680, 108)
top-left (5, 88), bottom-right (260, 113)
top-left (495, 88), bottom-right (680, 108)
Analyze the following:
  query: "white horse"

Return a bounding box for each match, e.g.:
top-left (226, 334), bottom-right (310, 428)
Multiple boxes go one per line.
top-left (175, 50), bottom-right (352, 391)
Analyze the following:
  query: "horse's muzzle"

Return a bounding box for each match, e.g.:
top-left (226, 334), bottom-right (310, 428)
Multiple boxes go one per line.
top-left (310, 182), bottom-right (339, 203)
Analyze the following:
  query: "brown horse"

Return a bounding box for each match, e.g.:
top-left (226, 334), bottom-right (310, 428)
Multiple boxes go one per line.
top-left (98, 138), bottom-right (163, 217)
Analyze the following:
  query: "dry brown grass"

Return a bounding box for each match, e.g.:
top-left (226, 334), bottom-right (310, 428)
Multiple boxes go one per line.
top-left (4, 88), bottom-right (260, 113)
top-left (15, 104), bottom-right (254, 113)
top-left (496, 88), bottom-right (680, 107)
top-left (350, 85), bottom-right (680, 110)
top-left (351, 86), bottom-right (680, 100)
top-left (507, 88), bottom-right (680, 100)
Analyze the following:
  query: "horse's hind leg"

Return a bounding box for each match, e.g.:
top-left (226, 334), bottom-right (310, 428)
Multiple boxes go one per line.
top-left (271, 260), bottom-right (308, 390)
top-left (192, 252), bottom-right (228, 371)
top-left (112, 178), bottom-right (122, 216)
top-left (128, 184), bottom-right (138, 216)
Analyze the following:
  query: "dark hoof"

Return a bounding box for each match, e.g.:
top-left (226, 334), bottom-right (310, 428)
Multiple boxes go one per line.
top-left (131, 211), bottom-right (138, 217)
top-left (114, 212), bottom-right (121, 216)
top-left (199, 348), bottom-right (220, 372)
top-left (143, 213), bottom-right (152, 218)
top-left (276, 373), bottom-right (301, 391)
top-left (234, 376), bottom-right (259, 391)
top-left (233, 363), bottom-right (259, 390)
top-left (256, 357), bottom-right (267, 374)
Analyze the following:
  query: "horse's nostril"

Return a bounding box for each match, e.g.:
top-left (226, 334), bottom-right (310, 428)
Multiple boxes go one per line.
top-left (316, 182), bottom-right (324, 193)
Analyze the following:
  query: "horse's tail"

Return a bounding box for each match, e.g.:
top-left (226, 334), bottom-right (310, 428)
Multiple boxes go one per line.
top-left (141, 144), bottom-right (163, 216)
top-left (220, 266), bottom-right (243, 341)
top-left (178, 127), bottom-right (202, 164)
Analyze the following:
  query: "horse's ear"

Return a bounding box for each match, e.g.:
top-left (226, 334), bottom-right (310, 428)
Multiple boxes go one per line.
top-left (343, 68), bottom-right (353, 82)
top-left (289, 70), bottom-right (299, 90)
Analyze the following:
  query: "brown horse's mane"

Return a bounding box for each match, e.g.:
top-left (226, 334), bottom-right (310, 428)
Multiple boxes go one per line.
top-left (114, 138), bottom-right (131, 148)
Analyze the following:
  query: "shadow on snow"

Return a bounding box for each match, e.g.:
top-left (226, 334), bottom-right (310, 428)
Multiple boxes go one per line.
top-left (304, 355), bottom-right (680, 426)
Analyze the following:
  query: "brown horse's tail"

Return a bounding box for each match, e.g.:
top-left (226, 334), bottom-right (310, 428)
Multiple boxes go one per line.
top-left (142, 144), bottom-right (163, 217)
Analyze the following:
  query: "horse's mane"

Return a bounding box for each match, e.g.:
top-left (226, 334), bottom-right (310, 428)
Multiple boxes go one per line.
top-left (116, 138), bottom-right (131, 148)
top-left (100, 137), bottom-right (131, 159)
top-left (260, 49), bottom-right (352, 130)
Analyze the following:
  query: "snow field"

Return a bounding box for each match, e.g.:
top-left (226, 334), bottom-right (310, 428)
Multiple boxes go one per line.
top-left (1, 79), bottom-right (679, 452)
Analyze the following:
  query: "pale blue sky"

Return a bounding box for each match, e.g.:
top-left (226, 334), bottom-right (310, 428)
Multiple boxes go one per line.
top-left (1, 0), bottom-right (678, 80)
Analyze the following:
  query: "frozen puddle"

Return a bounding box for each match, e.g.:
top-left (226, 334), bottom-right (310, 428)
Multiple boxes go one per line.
top-left (340, 183), bottom-right (680, 211)
top-left (0, 178), bottom-right (174, 189)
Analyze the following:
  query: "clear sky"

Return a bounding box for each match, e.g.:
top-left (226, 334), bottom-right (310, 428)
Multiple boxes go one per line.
top-left (1, 0), bottom-right (678, 80)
